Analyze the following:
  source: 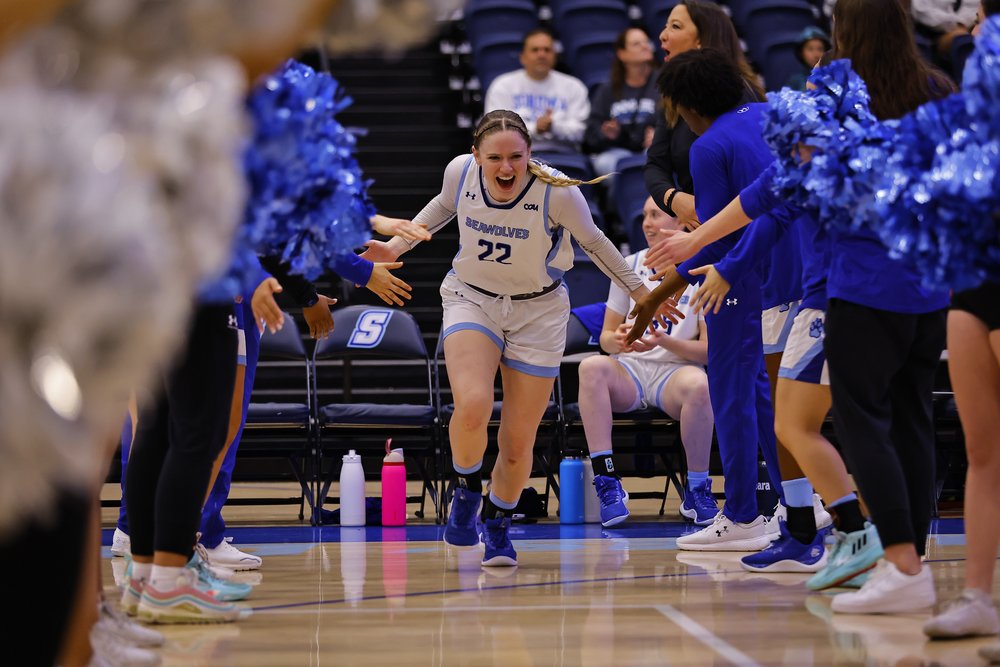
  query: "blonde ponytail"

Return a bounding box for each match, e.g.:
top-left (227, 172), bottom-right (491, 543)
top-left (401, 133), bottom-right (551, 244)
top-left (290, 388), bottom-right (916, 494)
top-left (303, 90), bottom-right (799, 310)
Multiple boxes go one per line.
top-left (527, 159), bottom-right (613, 187)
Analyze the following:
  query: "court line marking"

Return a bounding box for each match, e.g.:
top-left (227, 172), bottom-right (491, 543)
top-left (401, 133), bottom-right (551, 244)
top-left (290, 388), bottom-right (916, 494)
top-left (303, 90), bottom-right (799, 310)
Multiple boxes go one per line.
top-left (256, 603), bottom-right (668, 615)
top-left (251, 569), bottom-right (710, 612)
top-left (656, 604), bottom-right (764, 667)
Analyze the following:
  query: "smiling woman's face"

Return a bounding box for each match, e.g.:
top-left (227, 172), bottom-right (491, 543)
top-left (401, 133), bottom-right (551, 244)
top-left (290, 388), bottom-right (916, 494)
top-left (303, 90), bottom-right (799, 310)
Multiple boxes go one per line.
top-left (660, 4), bottom-right (701, 62)
top-left (473, 130), bottom-right (530, 202)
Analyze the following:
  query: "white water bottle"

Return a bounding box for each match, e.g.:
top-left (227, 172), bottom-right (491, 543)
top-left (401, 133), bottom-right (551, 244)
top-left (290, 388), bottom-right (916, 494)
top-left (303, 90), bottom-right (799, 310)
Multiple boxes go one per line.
top-left (583, 463), bottom-right (602, 523)
top-left (340, 450), bottom-right (366, 526)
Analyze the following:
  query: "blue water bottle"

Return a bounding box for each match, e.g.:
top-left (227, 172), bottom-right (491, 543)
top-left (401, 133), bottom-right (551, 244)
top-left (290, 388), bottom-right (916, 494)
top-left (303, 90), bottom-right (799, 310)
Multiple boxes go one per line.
top-left (559, 455), bottom-right (585, 524)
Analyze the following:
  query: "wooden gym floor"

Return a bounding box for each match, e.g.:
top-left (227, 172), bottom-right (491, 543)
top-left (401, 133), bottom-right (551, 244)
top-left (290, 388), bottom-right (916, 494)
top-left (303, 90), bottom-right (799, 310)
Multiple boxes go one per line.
top-left (99, 481), bottom-right (999, 666)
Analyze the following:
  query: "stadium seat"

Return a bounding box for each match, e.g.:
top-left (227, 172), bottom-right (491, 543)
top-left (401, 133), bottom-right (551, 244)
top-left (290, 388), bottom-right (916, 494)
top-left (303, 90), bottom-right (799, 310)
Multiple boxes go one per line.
top-left (313, 306), bottom-right (442, 523)
top-left (472, 31), bottom-right (526, 92)
top-left (463, 0), bottom-right (538, 47)
top-left (740, 0), bottom-right (819, 59)
top-left (532, 151), bottom-right (607, 230)
top-left (552, 0), bottom-right (631, 40)
top-left (755, 31), bottom-right (806, 91)
top-left (240, 312), bottom-right (317, 518)
top-left (564, 31), bottom-right (620, 91)
top-left (613, 152), bottom-right (649, 242)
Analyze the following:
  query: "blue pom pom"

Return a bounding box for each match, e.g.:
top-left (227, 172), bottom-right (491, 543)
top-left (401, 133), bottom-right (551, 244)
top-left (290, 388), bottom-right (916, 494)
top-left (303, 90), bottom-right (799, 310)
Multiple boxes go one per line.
top-left (240, 59), bottom-right (375, 282)
top-left (875, 93), bottom-right (1000, 291)
top-left (763, 60), bottom-right (890, 233)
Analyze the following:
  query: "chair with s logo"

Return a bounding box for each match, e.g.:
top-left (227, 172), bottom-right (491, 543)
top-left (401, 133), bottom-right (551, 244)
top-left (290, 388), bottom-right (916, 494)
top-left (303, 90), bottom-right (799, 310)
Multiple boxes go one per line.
top-left (313, 306), bottom-right (442, 523)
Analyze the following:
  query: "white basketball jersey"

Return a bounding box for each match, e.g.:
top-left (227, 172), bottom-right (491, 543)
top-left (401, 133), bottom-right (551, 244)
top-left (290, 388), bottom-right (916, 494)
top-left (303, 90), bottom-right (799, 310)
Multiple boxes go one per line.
top-left (607, 248), bottom-right (702, 366)
top-left (450, 156), bottom-right (574, 295)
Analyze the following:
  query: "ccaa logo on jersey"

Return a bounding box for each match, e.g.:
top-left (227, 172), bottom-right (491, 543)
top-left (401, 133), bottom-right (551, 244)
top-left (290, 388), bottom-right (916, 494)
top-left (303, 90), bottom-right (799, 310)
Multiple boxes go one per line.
top-left (347, 309), bottom-right (393, 348)
top-left (523, 203), bottom-right (539, 211)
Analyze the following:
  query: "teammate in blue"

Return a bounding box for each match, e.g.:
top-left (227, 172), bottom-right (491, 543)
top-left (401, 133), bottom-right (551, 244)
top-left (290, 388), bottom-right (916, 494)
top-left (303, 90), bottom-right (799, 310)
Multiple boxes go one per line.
top-left (627, 49), bottom-right (786, 551)
top-left (363, 110), bottom-right (663, 567)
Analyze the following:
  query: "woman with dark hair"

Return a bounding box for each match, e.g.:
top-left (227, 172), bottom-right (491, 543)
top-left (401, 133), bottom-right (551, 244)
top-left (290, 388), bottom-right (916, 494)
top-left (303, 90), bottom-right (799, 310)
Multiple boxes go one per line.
top-left (817, 0), bottom-right (956, 614)
top-left (645, 0), bottom-right (809, 533)
top-left (584, 27), bottom-right (658, 189)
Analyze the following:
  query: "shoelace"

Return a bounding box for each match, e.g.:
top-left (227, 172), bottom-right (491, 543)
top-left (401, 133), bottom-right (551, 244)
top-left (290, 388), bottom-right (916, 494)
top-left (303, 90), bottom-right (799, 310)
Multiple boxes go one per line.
top-left (484, 519), bottom-right (511, 547)
top-left (594, 478), bottom-right (623, 505)
top-left (691, 485), bottom-right (716, 512)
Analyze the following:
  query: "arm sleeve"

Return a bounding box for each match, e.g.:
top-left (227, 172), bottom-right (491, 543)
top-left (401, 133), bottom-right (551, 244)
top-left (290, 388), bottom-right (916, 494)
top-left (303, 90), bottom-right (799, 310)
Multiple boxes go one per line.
top-left (713, 205), bottom-right (796, 286)
top-left (551, 78), bottom-right (590, 144)
top-left (551, 185), bottom-right (643, 293)
top-left (605, 258), bottom-right (632, 315)
top-left (400, 154), bottom-right (468, 252)
top-left (689, 142), bottom-right (732, 223)
top-left (583, 85), bottom-right (613, 153)
top-left (260, 255), bottom-right (319, 305)
top-left (331, 253), bottom-right (374, 286)
top-left (740, 161), bottom-right (783, 220)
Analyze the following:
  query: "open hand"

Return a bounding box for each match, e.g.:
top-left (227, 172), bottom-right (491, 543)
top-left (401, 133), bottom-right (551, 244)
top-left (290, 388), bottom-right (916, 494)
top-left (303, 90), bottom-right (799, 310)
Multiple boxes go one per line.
top-left (251, 277), bottom-right (284, 334)
top-left (302, 294), bottom-right (337, 339)
top-left (366, 262), bottom-right (412, 306)
top-left (689, 265), bottom-right (732, 315)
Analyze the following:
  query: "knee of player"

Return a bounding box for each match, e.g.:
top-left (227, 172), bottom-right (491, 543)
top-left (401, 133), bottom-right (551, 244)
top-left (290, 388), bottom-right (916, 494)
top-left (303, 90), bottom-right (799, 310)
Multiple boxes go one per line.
top-left (578, 355), bottom-right (615, 387)
top-left (451, 394), bottom-right (494, 430)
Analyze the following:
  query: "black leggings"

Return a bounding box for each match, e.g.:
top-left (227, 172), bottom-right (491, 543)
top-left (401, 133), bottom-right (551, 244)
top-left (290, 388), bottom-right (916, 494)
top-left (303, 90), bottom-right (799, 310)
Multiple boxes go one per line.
top-left (126, 303), bottom-right (237, 558)
top-left (0, 489), bottom-right (90, 666)
top-left (825, 298), bottom-right (946, 553)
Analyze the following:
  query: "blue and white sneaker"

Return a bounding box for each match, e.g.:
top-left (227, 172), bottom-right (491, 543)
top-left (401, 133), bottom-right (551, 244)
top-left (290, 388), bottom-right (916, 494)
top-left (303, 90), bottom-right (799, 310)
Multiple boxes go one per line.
top-left (806, 522), bottom-right (883, 591)
top-left (481, 516), bottom-right (517, 567)
top-left (679, 479), bottom-right (720, 526)
top-left (444, 487), bottom-right (482, 547)
top-left (189, 549), bottom-right (253, 601)
top-left (740, 520), bottom-right (828, 573)
top-left (593, 475), bottom-right (630, 527)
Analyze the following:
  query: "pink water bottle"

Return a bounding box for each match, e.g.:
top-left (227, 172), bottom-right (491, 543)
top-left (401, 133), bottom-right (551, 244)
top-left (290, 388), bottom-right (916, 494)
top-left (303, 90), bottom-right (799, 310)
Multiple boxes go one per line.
top-left (381, 439), bottom-right (407, 526)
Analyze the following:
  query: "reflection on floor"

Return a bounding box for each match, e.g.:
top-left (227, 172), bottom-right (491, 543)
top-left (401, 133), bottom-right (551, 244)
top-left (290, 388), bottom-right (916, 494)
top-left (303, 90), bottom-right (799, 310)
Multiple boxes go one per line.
top-left (100, 519), bottom-right (999, 667)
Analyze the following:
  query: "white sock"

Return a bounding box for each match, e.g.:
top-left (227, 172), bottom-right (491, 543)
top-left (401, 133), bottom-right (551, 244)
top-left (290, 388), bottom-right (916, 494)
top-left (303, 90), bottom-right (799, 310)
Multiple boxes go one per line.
top-left (149, 565), bottom-right (185, 590)
top-left (131, 562), bottom-right (152, 582)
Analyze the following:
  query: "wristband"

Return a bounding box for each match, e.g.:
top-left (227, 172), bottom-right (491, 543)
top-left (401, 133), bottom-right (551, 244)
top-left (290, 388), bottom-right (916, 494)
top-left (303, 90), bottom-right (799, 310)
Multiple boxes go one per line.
top-left (665, 189), bottom-right (678, 216)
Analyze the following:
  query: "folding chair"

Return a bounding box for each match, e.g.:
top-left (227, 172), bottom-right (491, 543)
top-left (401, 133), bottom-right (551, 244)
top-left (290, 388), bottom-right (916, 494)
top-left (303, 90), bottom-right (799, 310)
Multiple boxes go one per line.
top-left (560, 312), bottom-right (688, 515)
top-left (239, 312), bottom-right (317, 519)
top-left (313, 306), bottom-right (442, 523)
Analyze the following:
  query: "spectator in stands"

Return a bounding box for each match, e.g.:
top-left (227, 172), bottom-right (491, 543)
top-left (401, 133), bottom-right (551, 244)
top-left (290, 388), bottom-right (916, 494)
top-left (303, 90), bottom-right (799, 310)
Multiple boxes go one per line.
top-left (484, 28), bottom-right (590, 153)
top-left (784, 26), bottom-right (830, 90)
top-left (578, 195), bottom-right (716, 528)
top-left (911, 0), bottom-right (979, 63)
top-left (583, 28), bottom-right (658, 185)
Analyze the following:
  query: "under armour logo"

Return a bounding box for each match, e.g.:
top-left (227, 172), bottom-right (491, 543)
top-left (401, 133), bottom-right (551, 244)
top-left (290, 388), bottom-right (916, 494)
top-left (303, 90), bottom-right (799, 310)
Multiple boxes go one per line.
top-left (465, 191), bottom-right (476, 200)
top-left (227, 315), bottom-right (238, 328)
top-left (736, 106), bottom-right (749, 113)
top-left (809, 318), bottom-right (824, 339)
top-left (715, 525), bottom-right (729, 537)
top-left (726, 298), bottom-right (738, 306)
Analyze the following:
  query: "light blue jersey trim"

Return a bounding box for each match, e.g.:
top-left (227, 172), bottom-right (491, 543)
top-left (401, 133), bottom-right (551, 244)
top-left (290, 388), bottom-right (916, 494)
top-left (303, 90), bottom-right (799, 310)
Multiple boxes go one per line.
top-left (443, 323), bottom-right (504, 351)
top-left (501, 356), bottom-right (560, 378)
top-left (453, 156), bottom-right (475, 209)
top-left (777, 340), bottom-right (826, 382)
top-left (620, 361), bottom-right (645, 405)
top-left (545, 226), bottom-right (566, 283)
top-left (542, 184), bottom-right (553, 235)
top-left (763, 301), bottom-right (800, 355)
